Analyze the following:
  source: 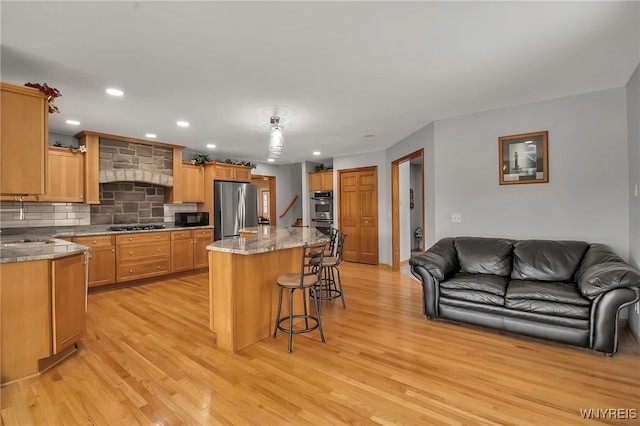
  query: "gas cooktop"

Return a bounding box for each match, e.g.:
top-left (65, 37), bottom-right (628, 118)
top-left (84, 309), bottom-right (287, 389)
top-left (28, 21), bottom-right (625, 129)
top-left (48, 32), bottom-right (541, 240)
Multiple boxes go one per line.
top-left (107, 224), bottom-right (166, 232)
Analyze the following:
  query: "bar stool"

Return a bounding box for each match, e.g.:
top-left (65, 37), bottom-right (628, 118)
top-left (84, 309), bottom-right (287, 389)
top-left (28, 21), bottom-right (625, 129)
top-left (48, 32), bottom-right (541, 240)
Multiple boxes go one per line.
top-left (325, 227), bottom-right (338, 257)
top-left (315, 231), bottom-right (347, 310)
top-left (272, 242), bottom-right (326, 353)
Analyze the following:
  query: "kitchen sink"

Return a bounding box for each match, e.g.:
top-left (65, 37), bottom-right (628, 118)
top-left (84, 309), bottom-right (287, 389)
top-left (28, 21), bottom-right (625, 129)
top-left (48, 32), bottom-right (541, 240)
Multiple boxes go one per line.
top-left (2, 238), bottom-right (56, 247)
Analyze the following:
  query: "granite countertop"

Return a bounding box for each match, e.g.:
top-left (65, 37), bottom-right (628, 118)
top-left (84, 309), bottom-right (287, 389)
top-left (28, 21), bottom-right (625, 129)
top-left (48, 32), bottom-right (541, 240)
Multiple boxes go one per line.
top-left (0, 235), bottom-right (89, 264)
top-left (0, 223), bottom-right (214, 237)
top-left (0, 223), bottom-right (214, 263)
top-left (207, 226), bottom-right (329, 255)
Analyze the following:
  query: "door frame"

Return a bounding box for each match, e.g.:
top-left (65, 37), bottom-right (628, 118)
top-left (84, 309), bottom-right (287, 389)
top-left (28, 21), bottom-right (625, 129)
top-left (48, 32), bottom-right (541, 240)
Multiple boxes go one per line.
top-left (251, 174), bottom-right (277, 225)
top-left (391, 149), bottom-right (424, 272)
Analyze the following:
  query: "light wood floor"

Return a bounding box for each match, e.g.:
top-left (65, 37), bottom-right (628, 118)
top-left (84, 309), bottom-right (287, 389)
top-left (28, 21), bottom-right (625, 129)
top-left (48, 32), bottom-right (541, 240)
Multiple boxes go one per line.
top-left (2, 262), bottom-right (639, 425)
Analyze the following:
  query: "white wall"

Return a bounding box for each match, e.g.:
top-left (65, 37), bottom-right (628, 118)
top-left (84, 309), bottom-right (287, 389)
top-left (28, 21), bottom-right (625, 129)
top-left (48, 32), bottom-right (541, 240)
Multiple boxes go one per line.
top-left (627, 64), bottom-right (640, 338)
top-left (410, 163), bottom-right (423, 251)
top-left (433, 88), bottom-right (629, 256)
top-left (253, 162), bottom-right (303, 227)
top-left (333, 150), bottom-right (389, 264)
top-left (386, 122), bottom-right (436, 249)
top-left (399, 161), bottom-right (410, 261)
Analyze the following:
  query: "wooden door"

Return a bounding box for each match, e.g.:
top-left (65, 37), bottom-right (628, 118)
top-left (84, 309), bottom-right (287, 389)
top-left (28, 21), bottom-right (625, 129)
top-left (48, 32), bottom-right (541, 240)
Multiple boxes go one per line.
top-left (51, 253), bottom-right (86, 354)
top-left (339, 167), bottom-right (378, 264)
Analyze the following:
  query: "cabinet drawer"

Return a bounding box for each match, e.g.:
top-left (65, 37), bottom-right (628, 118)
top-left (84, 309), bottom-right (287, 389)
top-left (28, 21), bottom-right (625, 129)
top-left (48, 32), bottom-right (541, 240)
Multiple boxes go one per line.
top-left (117, 259), bottom-right (170, 282)
top-left (117, 242), bottom-right (170, 262)
top-left (171, 230), bottom-right (193, 241)
top-left (193, 229), bottom-right (213, 239)
top-left (116, 231), bottom-right (169, 245)
top-left (74, 235), bottom-right (114, 248)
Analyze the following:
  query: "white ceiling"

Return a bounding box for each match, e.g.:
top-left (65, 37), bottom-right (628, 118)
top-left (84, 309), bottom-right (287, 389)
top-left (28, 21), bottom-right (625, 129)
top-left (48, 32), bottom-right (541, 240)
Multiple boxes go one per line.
top-left (2, 1), bottom-right (638, 164)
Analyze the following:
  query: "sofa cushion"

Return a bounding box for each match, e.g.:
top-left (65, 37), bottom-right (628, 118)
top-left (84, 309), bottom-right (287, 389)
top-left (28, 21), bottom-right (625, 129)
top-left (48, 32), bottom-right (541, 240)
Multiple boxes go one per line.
top-left (439, 273), bottom-right (509, 306)
top-left (454, 237), bottom-right (514, 276)
top-left (511, 240), bottom-right (588, 282)
top-left (505, 280), bottom-right (591, 319)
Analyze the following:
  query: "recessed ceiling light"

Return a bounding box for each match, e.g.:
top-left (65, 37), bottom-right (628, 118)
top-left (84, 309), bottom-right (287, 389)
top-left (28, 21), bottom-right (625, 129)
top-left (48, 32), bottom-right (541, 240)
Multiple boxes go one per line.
top-left (66, 119), bottom-right (80, 125)
top-left (177, 121), bottom-right (189, 127)
top-left (106, 88), bottom-right (124, 96)
top-left (206, 144), bottom-right (216, 149)
top-left (145, 133), bottom-right (157, 138)
top-left (363, 134), bottom-right (375, 138)
top-left (267, 158), bottom-right (275, 162)
top-left (313, 151), bottom-right (321, 156)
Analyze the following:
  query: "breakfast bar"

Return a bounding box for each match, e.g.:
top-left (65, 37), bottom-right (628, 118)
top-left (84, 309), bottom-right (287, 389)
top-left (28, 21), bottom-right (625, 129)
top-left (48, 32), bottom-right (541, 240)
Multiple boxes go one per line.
top-left (207, 226), bottom-right (328, 353)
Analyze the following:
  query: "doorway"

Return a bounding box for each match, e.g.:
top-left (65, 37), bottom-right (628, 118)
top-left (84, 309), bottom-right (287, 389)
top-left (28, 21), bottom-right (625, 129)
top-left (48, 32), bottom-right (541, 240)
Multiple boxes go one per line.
top-left (391, 149), bottom-right (424, 272)
top-left (251, 174), bottom-right (276, 226)
top-left (338, 166), bottom-right (378, 265)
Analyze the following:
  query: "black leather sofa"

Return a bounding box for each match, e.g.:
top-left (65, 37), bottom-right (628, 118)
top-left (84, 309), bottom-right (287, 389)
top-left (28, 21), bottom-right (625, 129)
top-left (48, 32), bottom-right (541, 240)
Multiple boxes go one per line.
top-left (409, 237), bottom-right (640, 355)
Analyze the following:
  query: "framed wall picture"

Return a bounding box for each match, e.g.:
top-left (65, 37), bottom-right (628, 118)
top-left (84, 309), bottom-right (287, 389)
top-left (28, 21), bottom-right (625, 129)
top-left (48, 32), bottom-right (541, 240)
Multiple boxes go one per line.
top-left (498, 130), bottom-right (548, 185)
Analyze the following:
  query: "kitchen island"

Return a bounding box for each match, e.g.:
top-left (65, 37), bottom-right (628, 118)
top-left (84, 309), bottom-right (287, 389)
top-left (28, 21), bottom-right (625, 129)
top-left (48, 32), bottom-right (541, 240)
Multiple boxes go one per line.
top-left (207, 226), bottom-right (328, 353)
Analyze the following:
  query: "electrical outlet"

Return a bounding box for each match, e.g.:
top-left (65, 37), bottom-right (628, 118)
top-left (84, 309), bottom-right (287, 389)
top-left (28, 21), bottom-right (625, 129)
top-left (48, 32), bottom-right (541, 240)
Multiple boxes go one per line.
top-left (635, 184), bottom-right (638, 198)
top-left (451, 213), bottom-right (462, 223)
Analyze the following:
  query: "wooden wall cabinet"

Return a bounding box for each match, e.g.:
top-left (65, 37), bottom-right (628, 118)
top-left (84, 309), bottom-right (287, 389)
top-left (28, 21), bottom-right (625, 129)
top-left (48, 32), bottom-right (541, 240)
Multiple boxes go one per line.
top-left (213, 164), bottom-right (252, 182)
top-left (181, 163), bottom-right (205, 203)
top-left (116, 232), bottom-right (170, 282)
top-left (171, 228), bottom-right (213, 272)
top-left (0, 82), bottom-right (48, 195)
top-left (73, 235), bottom-right (116, 287)
top-left (309, 170), bottom-right (333, 191)
top-left (1, 253), bottom-right (87, 384)
top-left (39, 147), bottom-right (84, 202)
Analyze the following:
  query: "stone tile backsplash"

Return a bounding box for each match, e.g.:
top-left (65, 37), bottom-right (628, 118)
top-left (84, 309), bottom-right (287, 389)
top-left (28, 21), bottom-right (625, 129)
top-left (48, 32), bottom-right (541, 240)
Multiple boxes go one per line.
top-left (0, 202), bottom-right (91, 228)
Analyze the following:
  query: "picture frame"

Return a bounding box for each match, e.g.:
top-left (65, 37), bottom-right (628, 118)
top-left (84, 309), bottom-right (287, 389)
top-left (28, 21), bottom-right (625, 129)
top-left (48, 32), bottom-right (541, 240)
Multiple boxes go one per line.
top-left (498, 130), bottom-right (548, 185)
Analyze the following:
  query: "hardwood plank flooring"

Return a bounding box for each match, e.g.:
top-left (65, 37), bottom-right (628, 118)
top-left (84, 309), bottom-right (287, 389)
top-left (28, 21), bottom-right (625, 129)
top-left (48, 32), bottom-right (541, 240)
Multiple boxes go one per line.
top-left (2, 262), bottom-right (639, 425)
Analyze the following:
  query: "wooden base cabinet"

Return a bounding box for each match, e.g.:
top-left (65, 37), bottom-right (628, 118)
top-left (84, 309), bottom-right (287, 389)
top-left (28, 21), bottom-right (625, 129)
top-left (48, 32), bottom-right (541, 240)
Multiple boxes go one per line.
top-left (51, 254), bottom-right (87, 354)
top-left (0, 253), bottom-right (87, 385)
top-left (171, 229), bottom-right (213, 272)
top-left (116, 232), bottom-right (170, 282)
top-left (73, 235), bottom-right (116, 287)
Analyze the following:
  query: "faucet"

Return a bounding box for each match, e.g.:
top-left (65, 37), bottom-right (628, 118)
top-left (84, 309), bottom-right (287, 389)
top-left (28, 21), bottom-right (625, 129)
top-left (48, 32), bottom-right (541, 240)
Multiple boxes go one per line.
top-left (19, 196), bottom-right (24, 220)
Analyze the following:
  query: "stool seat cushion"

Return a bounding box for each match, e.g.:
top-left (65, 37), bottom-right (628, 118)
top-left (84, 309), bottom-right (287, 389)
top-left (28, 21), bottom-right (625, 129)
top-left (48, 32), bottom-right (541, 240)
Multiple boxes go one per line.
top-left (277, 273), bottom-right (319, 288)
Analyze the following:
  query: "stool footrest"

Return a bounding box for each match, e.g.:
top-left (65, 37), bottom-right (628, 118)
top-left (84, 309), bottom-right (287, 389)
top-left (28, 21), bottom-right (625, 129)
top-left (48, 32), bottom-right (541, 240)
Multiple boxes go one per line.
top-left (276, 314), bottom-right (321, 335)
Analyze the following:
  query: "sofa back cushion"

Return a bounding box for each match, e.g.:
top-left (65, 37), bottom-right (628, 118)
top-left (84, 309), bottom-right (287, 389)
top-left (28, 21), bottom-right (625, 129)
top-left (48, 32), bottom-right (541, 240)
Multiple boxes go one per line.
top-left (512, 240), bottom-right (588, 282)
top-left (454, 237), bottom-right (514, 276)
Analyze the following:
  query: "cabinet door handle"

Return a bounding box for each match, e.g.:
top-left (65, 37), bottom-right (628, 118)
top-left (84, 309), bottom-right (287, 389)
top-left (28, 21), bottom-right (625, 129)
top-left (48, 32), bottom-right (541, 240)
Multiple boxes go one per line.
top-left (129, 269), bottom-right (133, 273)
top-left (157, 265), bottom-right (160, 269)
top-left (157, 248), bottom-right (160, 252)
top-left (112, 249), bottom-right (115, 253)
top-left (156, 235), bottom-right (160, 239)
top-left (181, 233), bottom-right (184, 237)
top-left (92, 240), bottom-right (97, 244)
top-left (129, 237), bottom-right (133, 241)
top-left (129, 251), bottom-right (133, 255)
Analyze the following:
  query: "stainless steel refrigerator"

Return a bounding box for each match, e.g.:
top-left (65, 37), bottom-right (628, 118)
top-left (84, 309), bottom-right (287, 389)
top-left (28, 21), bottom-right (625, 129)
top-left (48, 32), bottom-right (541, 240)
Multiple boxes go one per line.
top-left (214, 181), bottom-right (259, 241)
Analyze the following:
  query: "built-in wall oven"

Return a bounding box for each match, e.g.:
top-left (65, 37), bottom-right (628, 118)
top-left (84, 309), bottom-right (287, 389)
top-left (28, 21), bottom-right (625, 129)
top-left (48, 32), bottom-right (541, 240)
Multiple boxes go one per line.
top-left (311, 191), bottom-right (333, 220)
top-left (311, 191), bottom-right (333, 235)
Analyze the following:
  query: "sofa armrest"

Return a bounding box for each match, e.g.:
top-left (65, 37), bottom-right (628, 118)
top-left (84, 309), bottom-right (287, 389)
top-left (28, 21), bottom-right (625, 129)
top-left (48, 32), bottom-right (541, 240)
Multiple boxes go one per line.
top-left (408, 237), bottom-right (458, 281)
top-left (578, 262), bottom-right (640, 299)
top-left (591, 287), bottom-right (640, 354)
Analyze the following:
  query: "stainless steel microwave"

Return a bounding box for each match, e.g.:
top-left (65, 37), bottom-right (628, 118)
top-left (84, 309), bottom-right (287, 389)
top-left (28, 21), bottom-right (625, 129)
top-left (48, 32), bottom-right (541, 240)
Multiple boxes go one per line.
top-left (175, 212), bottom-right (209, 227)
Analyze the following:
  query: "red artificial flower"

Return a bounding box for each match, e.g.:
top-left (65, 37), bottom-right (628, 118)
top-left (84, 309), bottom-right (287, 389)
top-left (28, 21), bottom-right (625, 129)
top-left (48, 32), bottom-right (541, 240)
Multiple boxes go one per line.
top-left (25, 82), bottom-right (62, 113)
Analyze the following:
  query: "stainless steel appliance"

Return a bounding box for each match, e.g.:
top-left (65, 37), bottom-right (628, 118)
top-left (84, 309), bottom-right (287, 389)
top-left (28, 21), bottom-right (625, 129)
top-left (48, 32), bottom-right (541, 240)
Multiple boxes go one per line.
top-left (214, 181), bottom-right (258, 241)
top-left (311, 219), bottom-right (333, 236)
top-left (175, 212), bottom-right (209, 227)
top-left (311, 191), bottom-right (333, 221)
top-left (311, 190), bottom-right (333, 235)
